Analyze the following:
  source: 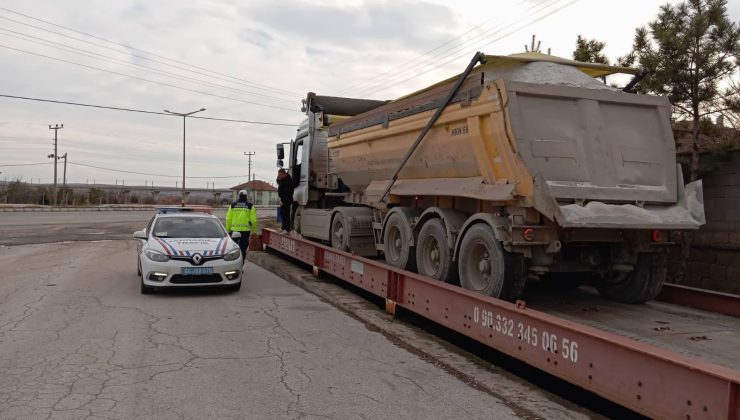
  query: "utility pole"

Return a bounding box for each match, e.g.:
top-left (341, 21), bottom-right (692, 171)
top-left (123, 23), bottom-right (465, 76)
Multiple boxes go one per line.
top-left (48, 123), bottom-right (63, 205)
top-left (244, 151), bottom-right (255, 202)
top-left (60, 153), bottom-right (68, 205)
top-left (164, 107), bottom-right (206, 206)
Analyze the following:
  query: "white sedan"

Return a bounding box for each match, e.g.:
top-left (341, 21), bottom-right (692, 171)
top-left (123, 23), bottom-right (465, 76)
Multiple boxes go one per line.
top-left (134, 209), bottom-right (243, 294)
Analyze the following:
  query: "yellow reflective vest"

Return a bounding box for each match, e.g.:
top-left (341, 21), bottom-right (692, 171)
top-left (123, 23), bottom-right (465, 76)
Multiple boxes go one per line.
top-left (226, 200), bottom-right (257, 232)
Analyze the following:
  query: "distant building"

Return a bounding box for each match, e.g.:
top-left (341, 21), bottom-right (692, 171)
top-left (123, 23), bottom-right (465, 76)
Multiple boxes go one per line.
top-left (230, 180), bottom-right (279, 205)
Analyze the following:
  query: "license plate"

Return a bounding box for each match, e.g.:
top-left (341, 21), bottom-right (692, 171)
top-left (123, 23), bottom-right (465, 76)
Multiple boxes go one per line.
top-left (181, 267), bottom-right (214, 275)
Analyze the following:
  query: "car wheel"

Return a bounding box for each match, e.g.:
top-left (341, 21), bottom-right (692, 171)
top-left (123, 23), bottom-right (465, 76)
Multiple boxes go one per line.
top-left (140, 276), bottom-right (154, 294)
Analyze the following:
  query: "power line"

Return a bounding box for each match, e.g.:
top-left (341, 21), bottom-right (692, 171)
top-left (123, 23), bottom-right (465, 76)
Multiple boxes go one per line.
top-left (0, 162), bottom-right (51, 167)
top-left (67, 162), bottom-right (253, 178)
top-left (0, 43), bottom-right (296, 112)
top-left (0, 27), bottom-right (298, 104)
top-left (352, 0), bottom-right (577, 97)
top-left (0, 94), bottom-right (297, 126)
top-left (333, 0), bottom-right (530, 95)
top-left (0, 161), bottom-right (254, 179)
top-left (349, 0), bottom-right (563, 97)
top-left (348, 0), bottom-right (560, 97)
top-left (0, 8), bottom-right (299, 97)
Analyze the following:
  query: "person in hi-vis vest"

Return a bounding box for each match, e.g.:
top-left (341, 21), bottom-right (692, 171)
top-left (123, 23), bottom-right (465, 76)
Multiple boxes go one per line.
top-left (226, 189), bottom-right (257, 260)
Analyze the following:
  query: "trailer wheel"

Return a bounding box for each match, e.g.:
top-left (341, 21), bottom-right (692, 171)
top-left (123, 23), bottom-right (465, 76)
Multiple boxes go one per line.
top-left (596, 252), bottom-right (666, 304)
top-left (458, 224), bottom-right (526, 301)
top-left (383, 212), bottom-right (415, 270)
top-left (330, 212), bottom-right (349, 251)
top-left (416, 219), bottom-right (456, 283)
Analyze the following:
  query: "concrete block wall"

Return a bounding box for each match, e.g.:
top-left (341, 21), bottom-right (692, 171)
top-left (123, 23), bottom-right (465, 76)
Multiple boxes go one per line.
top-left (669, 151), bottom-right (740, 294)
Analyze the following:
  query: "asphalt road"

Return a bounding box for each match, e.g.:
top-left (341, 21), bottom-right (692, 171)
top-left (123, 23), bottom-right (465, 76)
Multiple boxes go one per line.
top-left (0, 209), bottom-right (229, 246)
top-left (0, 240), bottom-right (530, 419)
top-left (0, 211), bottom-right (589, 419)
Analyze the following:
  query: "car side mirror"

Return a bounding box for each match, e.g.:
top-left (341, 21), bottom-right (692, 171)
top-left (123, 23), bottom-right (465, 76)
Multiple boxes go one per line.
top-left (276, 143), bottom-right (285, 160)
top-left (133, 230), bottom-right (147, 240)
top-left (231, 231), bottom-right (242, 239)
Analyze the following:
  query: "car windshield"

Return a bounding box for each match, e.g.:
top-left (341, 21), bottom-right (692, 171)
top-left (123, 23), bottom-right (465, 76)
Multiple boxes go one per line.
top-left (152, 217), bottom-right (225, 238)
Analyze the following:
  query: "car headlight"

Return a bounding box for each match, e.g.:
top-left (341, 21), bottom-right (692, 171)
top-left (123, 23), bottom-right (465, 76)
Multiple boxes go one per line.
top-left (223, 248), bottom-right (241, 261)
top-left (144, 249), bottom-right (170, 262)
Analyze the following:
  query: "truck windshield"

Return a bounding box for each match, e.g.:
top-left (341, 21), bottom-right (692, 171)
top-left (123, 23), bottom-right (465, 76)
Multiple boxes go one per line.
top-left (152, 217), bottom-right (226, 238)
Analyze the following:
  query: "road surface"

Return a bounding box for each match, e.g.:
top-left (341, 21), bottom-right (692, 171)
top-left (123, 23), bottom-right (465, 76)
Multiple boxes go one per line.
top-left (0, 211), bottom-right (588, 419)
top-left (0, 240), bottom-right (528, 419)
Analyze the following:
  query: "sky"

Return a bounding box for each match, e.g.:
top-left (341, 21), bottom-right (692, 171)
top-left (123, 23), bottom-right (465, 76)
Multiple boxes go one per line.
top-left (1, 0), bottom-right (738, 189)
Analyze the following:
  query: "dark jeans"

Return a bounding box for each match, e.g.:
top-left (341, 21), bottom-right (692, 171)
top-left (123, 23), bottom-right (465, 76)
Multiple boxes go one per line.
top-left (280, 203), bottom-right (292, 231)
top-left (232, 231), bottom-right (250, 260)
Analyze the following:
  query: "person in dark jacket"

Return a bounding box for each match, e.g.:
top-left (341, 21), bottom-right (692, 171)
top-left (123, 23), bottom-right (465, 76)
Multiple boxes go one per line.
top-left (276, 168), bottom-right (294, 232)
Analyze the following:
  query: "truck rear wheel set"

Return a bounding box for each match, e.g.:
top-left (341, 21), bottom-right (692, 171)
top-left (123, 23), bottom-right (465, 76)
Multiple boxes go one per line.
top-left (369, 211), bottom-right (665, 304)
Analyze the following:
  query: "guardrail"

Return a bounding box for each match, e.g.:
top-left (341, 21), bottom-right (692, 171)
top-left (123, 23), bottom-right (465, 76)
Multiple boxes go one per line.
top-left (0, 204), bottom-right (280, 216)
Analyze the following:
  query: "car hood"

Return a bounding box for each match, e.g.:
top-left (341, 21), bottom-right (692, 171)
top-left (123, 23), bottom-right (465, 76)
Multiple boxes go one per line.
top-left (150, 236), bottom-right (235, 257)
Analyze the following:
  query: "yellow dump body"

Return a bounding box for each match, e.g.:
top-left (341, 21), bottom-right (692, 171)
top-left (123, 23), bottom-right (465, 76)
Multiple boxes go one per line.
top-left (318, 55), bottom-right (702, 230)
top-left (327, 80), bottom-right (534, 205)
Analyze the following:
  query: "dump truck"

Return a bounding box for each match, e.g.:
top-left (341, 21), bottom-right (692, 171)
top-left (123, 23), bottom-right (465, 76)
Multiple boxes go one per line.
top-left (276, 52), bottom-right (705, 303)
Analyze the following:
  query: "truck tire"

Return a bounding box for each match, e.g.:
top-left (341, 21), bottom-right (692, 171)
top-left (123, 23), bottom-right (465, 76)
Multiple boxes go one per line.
top-left (458, 224), bottom-right (526, 301)
top-left (596, 252), bottom-right (666, 304)
top-left (383, 212), bottom-right (416, 271)
top-left (331, 213), bottom-right (349, 251)
top-left (416, 218), bottom-right (456, 283)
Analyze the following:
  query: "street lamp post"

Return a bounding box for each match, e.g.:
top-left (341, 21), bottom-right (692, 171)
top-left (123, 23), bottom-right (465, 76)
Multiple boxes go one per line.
top-left (164, 108), bottom-right (206, 206)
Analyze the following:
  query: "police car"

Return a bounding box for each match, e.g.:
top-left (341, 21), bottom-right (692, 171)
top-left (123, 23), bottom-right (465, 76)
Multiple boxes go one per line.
top-left (134, 207), bottom-right (243, 294)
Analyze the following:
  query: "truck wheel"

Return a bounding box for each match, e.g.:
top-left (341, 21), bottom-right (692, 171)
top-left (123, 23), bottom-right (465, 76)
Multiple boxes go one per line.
top-left (458, 224), bottom-right (526, 301)
top-left (383, 212), bottom-right (415, 270)
top-left (596, 252), bottom-right (666, 304)
top-left (331, 213), bottom-right (349, 251)
top-left (416, 219), bottom-right (456, 283)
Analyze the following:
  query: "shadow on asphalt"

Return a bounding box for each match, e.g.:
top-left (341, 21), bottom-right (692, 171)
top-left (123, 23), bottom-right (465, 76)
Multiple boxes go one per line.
top-left (145, 285), bottom-right (239, 298)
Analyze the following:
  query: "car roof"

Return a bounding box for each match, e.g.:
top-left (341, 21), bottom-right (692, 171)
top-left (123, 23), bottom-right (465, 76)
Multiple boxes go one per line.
top-left (155, 213), bottom-right (218, 219)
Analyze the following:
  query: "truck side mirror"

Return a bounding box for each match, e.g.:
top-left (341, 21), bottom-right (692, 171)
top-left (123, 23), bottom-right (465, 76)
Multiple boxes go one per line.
top-left (276, 159), bottom-right (284, 167)
top-left (276, 143), bottom-right (285, 159)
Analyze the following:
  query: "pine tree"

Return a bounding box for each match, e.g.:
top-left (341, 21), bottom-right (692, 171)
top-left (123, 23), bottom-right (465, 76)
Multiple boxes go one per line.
top-left (573, 35), bottom-right (609, 64)
top-left (618, 0), bottom-right (740, 181)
